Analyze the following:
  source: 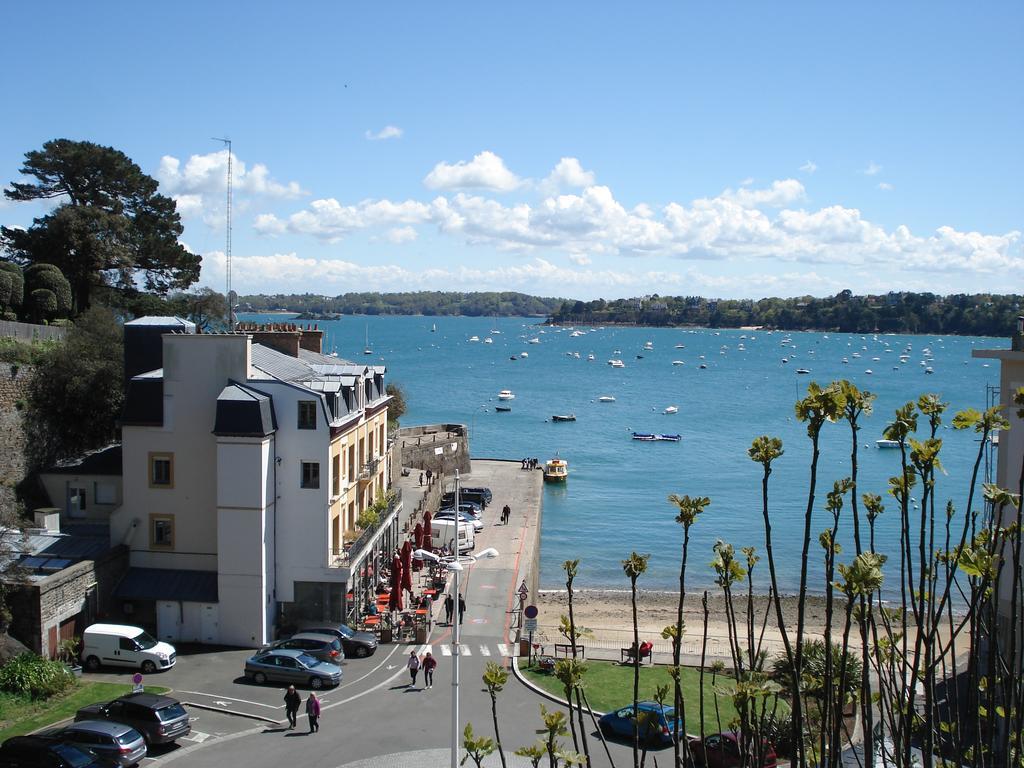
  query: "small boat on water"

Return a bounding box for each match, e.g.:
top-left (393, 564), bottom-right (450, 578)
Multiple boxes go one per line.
top-left (632, 432), bottom-right (682, 442)
top-left (655, 434), bottom-right (681, 442)
top-left (608, 359), bottom-right (625, 368)
top-left (483, 337), bottom-right (493, 344)
top-left (551, 414), bottom-right (577, 422)
top-left (643, 341), bottom-right (654, 351)
top-left (672, 360), bottom-right (685, 366)
top-left (498, 390), bottom-right (515, 400)
top-left (587, 354), bottom-right (595, 361)
top-left (598, 395), bottom-right (616, 402)
top-left (520, 352), bottom-right (529, 358)
top-left (675, 344), bottom-right (685, 349)
top-left (431, 323), bottom-right (437, 332)
top-left (543, 457), bottom-right (569, 482)
top-left (796, 368), bottom-right (811, 375)
top-left (699, 363), bottom-right (708, 369)
top-left (632, 432), bottom-right (656, 441)
top-left (664, 405), bottom-right (679, 414)
top-left (495, 405), bottom-right (512, 412)
top-left (469, 335), bottom-right (480, 342)
top-left (876, 439), bottom-right (900, 449)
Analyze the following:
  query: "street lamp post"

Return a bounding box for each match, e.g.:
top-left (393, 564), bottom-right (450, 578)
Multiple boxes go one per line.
top-left (415, 545), bottom-right (498, 768)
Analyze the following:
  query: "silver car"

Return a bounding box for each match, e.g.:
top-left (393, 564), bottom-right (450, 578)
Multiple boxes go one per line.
top-left (434, 510), bottom-right (484, 532)
top-left (245, 648), bottom-right (343, 689)
top-left (45, 720), bottom-right (147, 766)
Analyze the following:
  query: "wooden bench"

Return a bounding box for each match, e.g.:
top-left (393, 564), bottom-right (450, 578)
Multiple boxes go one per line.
top-left (553, 643), bottom-right (585, 659)
top-left (621, 646), bottom-right (654, 665)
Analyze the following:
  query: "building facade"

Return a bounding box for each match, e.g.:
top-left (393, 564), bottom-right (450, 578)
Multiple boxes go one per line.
top-left (111, 322), bottom-right (393, 647)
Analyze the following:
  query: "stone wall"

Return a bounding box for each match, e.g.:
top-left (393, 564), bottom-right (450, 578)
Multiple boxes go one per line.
top-left (0, 363), bottom-right (31, 514)
top-left (396, 423), bottom-right (471, 477)
top-left (10, 545), bottom-right (129, 657)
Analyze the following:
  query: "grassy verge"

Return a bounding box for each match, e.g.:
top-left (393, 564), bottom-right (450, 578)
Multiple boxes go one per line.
top-left (521, 660), bottom-right (742, 735)
top-left (0, 682), bottom-right (170, 742)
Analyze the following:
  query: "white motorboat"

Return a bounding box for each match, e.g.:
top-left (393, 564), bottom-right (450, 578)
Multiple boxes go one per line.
top-left (643, 341), bottom-right (654, 351)
top-left (608, 359), bottom-right (625, 368)
top-left (469, 335), bottom-right (480, 342)
top-left (587, 354), bottom-right (595, 361)
top-left (664, 405), bottom-right (679, 415)
top-left (876, 439), bottom-right (900, 449)
top-left (528, 338), bottom-right (541, 344)
top-left (483, 337), bottom-right (493, 344)
top-left (498, 390), bottom-right (515, 401)
top-left (672, 360), bottom-right (685, 366)
top-left (598, 395), bottom-right (616, 402)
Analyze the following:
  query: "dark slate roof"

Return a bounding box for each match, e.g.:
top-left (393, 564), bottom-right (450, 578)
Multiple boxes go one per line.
top-left (251, 343), bottom-right (314, 383)
top-left (121, 378), bottom-right (163, 425)
top-left (115, 567), bottom-right (218, 603)
top-left (213, 382), bottom-right (276, 437)
top-left (46, 444), bottom-right (122, 476)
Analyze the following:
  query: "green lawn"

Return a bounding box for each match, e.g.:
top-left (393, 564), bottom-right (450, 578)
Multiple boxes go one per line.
top-left (521, 660), bottom-right (740, 735)
top-left (0, 682), bottom-right (170, 741)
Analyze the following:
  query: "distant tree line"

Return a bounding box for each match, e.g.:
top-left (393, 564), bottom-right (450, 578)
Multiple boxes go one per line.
top-left (548, 289), bottom-right (1024, 337)
top-left (239, 291), bottom-right (564, 318)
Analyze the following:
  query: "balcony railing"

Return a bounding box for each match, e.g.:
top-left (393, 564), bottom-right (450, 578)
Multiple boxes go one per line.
top-left (357, 457), bottom-right (380, 483)
top-left (330, 489), bottom-right (402, 569)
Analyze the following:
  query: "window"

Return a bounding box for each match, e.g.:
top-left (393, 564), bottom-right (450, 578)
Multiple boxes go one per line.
top-left (148, 453), bottom-right (174, 488)
top-left (298, 400), bottom-right (317, 430)
top-left (150, 515), bottom-right (174, 548)
top-left (367, 432), bottom-right (374, 460)
top-left (332, 454), bottom-right (341, 496)
top-left (301, 461), bottom-right (320, 489)
top-left (94, 481), bottom-right (117, 505)
top-left (119, 637), bottom-right (137, 651)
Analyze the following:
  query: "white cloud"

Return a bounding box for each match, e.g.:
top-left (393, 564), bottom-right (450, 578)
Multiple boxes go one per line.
top-left (158, 150), bottom-right (305, 223)
top-left (423, 151), bottom-right (522, 192)
top-left (252, 171), bottom-right (1022, 278)
top-left (539, 157), bottom-right (596, 194)
top-left (365, 125), bottom-right (403, 141)
top-left (385, 226), bottom-right (418, 244)
top-left (862, 161), bottom-right (883, 176)
top-left (877, 182), bottom-right (894, 191)
top-left (800, 160), bottom-right (817, 174)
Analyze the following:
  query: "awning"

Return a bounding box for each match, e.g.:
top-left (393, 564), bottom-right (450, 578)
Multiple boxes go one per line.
top-left (115, 567), bottom-right (218, 603)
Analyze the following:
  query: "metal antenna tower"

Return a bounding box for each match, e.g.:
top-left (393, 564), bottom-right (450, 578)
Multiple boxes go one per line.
top-left (212, 137), bottom-right (233, 330)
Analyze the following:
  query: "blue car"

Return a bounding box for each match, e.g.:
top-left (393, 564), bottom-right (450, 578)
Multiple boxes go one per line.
top-left (598, 702), bottom-right (681, 746)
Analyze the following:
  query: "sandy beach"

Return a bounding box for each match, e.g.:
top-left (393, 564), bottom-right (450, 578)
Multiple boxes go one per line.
top-left (535, 589), bottom-right (869, 661)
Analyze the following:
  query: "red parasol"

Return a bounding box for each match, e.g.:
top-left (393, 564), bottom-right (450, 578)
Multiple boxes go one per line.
top-left (412, 523), bottom-right (424, 571)
top-left (422, 511), bottom-right (432, 550)
top-left (401, 540), bottom-right (414, 594)
top-left (389, 553), bottom-right (403, 612)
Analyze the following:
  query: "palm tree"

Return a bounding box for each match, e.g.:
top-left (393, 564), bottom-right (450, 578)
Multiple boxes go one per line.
top-left (621, 551), bottom-right (649, 768)
top-left (482, 661), bottom-right (509, 768)
top-left (667, 493), bottom-right (709, 767)
top-left (561, 558), bottom-right (592, 766)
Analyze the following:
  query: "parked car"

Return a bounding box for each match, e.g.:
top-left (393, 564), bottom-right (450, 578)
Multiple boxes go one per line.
top-left (460, 486), bottom-right (492, 503)
top-left (438, 503), bottom-right (483, 520)
top-left (42, 721), bottom-right (147, 767)
top-left (81, 624), bottom-right (176, 674)
top-left (244, 648), bottom-right (342, 688)
top-left (441, 490), bottom-right (488, 509)
top-left (75, 692), bottom-right (191, 746)
top-left (434, 509), bottom-right (484, 531)
top-left (598, 701), bottom-right (681, 746)
top-left (267, 632), bottom-right (344, 663)
top-left (296, 623), bottom-right (378, 658)
top-left (0, 736), bottom-right (116, 768)
top-left (687, 732), bottom-right (778, 768)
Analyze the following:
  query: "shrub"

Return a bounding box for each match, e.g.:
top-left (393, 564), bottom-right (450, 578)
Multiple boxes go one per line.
top-left (0, 263), bottom-right (23, 308)
top-left (0, 271), bottom-right (11, 309)
top-left (0, 653), bottom-right (75, 699)
top-left (30, 288), bottom-right (58, 322)
top-left (25, 264), bottom-right (72, 316)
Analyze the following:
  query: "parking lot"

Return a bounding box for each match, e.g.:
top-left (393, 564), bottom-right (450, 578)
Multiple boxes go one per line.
top-left (79, 640), bottom-right (413, 762)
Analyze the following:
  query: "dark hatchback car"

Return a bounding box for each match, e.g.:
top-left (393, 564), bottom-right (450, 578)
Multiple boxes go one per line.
top-left (0, 735), bottom-right (116, 768)
top-left (460, 486), bottom-right (492, 503)
top-left (42, 721), bottom-right (147, 767)
top-left (75, 693), bottom-right (191, 746)
top-left (268, 632), bottom-right (345, 663)
top-left (687, 733), bottom-right (778, 768)
top-left (298, 623), bottom-right (378, 658)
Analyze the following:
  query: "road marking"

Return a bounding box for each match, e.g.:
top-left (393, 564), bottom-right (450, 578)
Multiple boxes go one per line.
top-left (460, 645), bottom-right (472, 656)
top-left (183, 731), bottom-right (210, 743)
top-left (441, 645), bottom-right (452, 656)
top-left (418, 644), bottom-right (433, 655)
top-left (479, 584), bottom-right (497, 589)
top-left (479, 645), bottom-right (491, 656)
top-left (497, 643), bottom-right (511, 657)
top-left (471, 617), bottom-right (488, 624)
top-left (178, 691), bottom-right (280, 710)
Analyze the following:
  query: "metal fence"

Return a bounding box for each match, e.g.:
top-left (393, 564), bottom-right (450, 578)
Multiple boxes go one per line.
top-left (0, 320), bottom-right (66, 342)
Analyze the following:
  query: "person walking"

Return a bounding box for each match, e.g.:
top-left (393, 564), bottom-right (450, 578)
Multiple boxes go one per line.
top-left (419, 472), bottom-right (424, 486)
top-left (422, 651), bottom-right (437, 689)
top-left (502, 503), bottom-right (511, 525)
top-left (305, 692), bottom-right (320, 733)
top-left (407, 650), bottom-right (421, 687)
top-left (458, 593), bottom-right (466, 624)
top-left (444, 593), bottom-right (454, 624)
top-left (283, 685), bottom-right (300, 730)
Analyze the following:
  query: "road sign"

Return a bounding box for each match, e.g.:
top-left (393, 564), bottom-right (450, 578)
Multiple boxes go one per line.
top-left (524, 604), bottom-right (538, 619)
top-left (518, 581), bottom-right (529, 599)
top-left (132, 673), bottom-right (143, 684)
top-left (524, 617), bottom-right (538, 632)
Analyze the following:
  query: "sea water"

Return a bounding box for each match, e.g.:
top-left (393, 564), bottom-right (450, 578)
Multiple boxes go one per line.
top-left (240, 313), bottom-right (1003, 596)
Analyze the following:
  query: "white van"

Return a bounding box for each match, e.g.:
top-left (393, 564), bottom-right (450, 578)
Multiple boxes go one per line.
top-left (431, 518), bottom-right (475, 553)
top-left (82, 623), bottom-right (177, 673)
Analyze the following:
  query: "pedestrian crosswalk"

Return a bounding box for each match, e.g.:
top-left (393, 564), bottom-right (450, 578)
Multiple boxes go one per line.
top-left (416, 643), bottom-right (514, 658)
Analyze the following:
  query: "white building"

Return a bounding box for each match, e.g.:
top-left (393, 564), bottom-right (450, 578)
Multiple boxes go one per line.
top-left (111, 321), bottom-right (395, 647)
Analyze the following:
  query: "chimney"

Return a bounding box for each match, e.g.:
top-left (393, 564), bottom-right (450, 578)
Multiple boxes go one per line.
top-left (244, 322), bottom-right (302, 357)
top-left (1014, 316), bottom-right (1024, 352)
top-left (299, 324), bottom-right (324, 354)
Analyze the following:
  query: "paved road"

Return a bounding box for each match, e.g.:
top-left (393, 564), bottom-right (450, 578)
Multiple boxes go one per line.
top-left (84, 462), bottom-right (647, 767)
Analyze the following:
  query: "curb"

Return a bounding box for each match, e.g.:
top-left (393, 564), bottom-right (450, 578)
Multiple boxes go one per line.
top-left (510, 654), bottom-right (605, 717)
top-left (181, 700), bottom-right (281, 725)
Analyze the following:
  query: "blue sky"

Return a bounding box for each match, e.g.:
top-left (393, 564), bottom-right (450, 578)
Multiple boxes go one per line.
top-left (2, 2), bottom-right (1021, 300)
